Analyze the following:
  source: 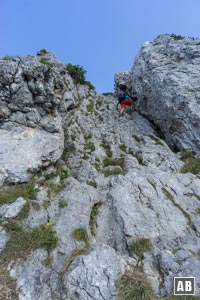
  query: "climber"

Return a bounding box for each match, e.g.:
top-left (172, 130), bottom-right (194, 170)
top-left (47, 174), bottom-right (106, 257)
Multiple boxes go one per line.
top-left (116, 84), bottom-right (135, 117)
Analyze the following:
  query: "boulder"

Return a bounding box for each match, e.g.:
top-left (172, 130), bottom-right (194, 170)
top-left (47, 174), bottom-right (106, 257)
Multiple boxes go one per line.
top-left (0, 197), bottom-right (26, 219)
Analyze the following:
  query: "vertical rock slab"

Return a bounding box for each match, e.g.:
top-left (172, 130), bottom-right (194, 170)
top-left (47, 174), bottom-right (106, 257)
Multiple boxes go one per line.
top-left (129, 35), bottom-right (200, 153)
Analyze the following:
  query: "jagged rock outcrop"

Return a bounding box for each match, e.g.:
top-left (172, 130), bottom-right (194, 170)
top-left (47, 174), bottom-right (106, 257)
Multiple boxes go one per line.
top-left (0, 52), bottom-right (75, 183)
top-left (1, 44), bottom-right (200, 300)
top-left (116, 34), bottom-right (200, 154)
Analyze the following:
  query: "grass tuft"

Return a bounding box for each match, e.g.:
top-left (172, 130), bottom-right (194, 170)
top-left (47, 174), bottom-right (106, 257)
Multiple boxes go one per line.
top-left (180, 151), bottom-right (200, 175)
top-left (1, 221), bottom-right (57, 264)
top-left (0, 182), bottom-right (37, 206)
top-left (103, 157), bottom-right (124, 169)
top-left (147, 179), bottom-right (157, 191)
top-left (73, 228), bottom-right (89, 246)
top-left (58, 200), bottom-right (68, 209)
top-left (162, 187), bottom-right (174, 201)
top-left (61, 228), bottom-right (90, 273)
top-left (131, 238), bottom-right (152, 260)
top-left (100, 140), bottom-right (113, 158)
top-left (118, 267), bottom-right (155, 300)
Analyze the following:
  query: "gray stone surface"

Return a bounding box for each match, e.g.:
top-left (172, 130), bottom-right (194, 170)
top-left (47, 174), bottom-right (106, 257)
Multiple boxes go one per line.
top-left (0, 226), bottom-right (9, 253)
top-left (62, 244), bottom-right (126, 300)
top-left (121, 34), bottom-right (200, 154)
top-left (10, 249), bottom-right (51, 300)
top-left (0, 123), bottom-right (64, 183)
top-left (0, 197), bottom-right (26, 219)
top-left (48, 179), bottom-right (99, 273)
top-left (0, 46), bottom-right (199, 299)
top-left (0, 51), bottom-right (78, 183)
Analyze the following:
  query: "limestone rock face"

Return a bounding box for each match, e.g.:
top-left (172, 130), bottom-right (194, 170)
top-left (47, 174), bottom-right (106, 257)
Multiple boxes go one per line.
top-left (62, 244), bottom-right (126, 300)
top-left (128, 35), bottom-right (200, 154)
top-left (0, 51), bottom-right (75, 183)
top-left (10, 249), bottom-right (52, 300)
top-left (0, 123), bottom-right (64, 183)
top-left (1, 44), bottom-right (200, 299)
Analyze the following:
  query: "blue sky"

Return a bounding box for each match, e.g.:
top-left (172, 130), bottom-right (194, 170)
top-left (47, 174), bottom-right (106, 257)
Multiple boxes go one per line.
top-left (1, 0), bottom-right (200, 93)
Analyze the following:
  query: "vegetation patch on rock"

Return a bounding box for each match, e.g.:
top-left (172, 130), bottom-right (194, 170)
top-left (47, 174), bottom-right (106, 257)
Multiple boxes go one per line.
top-left (118, 267), bottom-right (155, 300)
top-left (131, 238), bottom-right (152, 260)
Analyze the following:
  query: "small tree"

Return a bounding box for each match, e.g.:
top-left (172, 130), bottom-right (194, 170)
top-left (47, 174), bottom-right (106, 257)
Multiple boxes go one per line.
top-left (66, 63), bottom-right (94, 89)
top-left (66, 64), bottom-right (86, 85)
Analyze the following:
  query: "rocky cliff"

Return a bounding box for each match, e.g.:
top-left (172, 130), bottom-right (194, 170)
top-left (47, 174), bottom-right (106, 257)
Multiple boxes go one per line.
top-left (116, 34), bottom-right (200, 155)
top-left (0, 36), bottom-right (200, 300)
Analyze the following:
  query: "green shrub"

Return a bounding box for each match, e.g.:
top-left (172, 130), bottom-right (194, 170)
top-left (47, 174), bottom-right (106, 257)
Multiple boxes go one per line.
top-left (118, 267), bottom-right (155, 300)
top-left (31, 222), bottom-right (57, 251)
top-left (85, 80), bottom-right (95, 90)
top-left (37, 49), bottom-right (48, 55)
top-left (66, 63), bottom-right (94, 89)
top-left (39, 58), bottom-right (53, 67)
top-left (131, 238), bottom-right (152, 260)
top-left (171, 33), bottom-right (185, 40)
